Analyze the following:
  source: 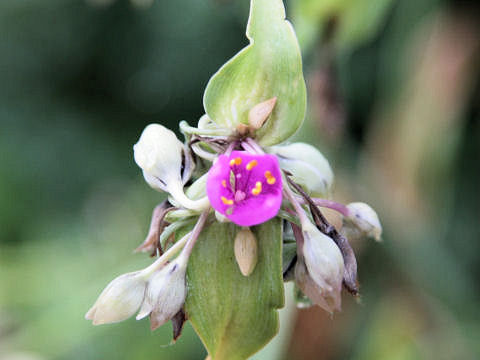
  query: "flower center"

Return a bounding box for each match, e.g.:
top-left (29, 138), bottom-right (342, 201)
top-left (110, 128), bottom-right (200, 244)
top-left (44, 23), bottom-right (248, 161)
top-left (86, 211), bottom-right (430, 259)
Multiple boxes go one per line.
top-left (219, 156), bottom-right (277, 210)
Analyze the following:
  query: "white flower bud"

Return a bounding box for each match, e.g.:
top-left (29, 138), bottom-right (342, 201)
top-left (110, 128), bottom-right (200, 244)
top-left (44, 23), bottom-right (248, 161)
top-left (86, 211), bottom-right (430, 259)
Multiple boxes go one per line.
top-left (234, 228), bottom-right (258, 276)
top-left (134, 124), bottom-right (209, 211)
top-left (269, 142), bottom-right (334, 197)
top-left (85, 271), bottom-right (148, 325)
top-left (136, 258), bottom-right (187, 330)
top-left (344, 202), bottom-right (382, 241)
top-left (134, 123), bottom-right (184, 192)
top-left (297, 221), bottom-right (344, 313)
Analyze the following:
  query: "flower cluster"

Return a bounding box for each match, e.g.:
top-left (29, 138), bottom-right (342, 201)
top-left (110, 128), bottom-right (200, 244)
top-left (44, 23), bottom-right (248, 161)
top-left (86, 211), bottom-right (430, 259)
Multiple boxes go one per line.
top-left (86, 105), bottom-right (381, 333)
top-left (84, 1), bottom-right (382, 356)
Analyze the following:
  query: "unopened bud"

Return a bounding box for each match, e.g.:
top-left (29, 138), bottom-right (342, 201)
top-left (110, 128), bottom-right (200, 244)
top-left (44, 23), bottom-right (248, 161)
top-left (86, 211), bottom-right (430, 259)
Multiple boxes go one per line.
top-left (85, 271), bottom-right (147, 325)
top-left (134, 124), bottom-right (184, 192)
top-left (248, 97), bottom-right (277, 130)
top-left (134, 124), bottom-right (209, 211)
top-left (295, 260), bottom-right (330, 310)
top-left (344, 202), bottom-right (382, 241)
top-left (269, 142), bottom-right (334, 197)
top-left (298, 221), bottom-right (344, 313)
top-left (136, 258), bottom-right (187, 330)
top-left (234, 228), bottom-right (258, 276)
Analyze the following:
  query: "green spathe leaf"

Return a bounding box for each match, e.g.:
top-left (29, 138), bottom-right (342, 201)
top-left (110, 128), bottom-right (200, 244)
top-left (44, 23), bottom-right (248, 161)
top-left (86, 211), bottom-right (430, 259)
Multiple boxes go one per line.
top-left (185, 219), bottom-right (284, 360)
top-left (203, 0), bottom-right (306, 146)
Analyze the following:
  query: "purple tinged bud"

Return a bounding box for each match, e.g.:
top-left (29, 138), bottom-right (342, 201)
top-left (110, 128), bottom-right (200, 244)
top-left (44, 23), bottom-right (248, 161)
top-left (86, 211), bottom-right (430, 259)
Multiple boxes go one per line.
top-left (136, 258), bottom-right (187, 330)
top-left (297, 221), bottom-right (344, 313)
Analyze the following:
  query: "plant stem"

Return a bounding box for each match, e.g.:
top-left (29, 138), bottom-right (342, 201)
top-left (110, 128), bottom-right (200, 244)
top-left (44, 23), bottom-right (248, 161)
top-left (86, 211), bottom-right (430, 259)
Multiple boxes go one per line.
top-left (295, 197), bottom-right (350, 217)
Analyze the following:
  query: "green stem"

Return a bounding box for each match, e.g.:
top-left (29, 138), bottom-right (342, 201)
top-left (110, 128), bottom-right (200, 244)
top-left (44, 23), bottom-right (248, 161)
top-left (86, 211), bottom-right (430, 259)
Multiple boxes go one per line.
top-left (160, 218), bottom-right (196, 249)
top-left (180, 120), bottom-right (231, 136)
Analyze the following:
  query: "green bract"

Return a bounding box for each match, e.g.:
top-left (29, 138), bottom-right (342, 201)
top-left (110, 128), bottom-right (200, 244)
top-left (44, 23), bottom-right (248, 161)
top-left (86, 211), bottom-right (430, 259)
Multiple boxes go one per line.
top-left (185, 220), bottom-right (284, 360)
top-left (203, 0), bottom-right (306, 146)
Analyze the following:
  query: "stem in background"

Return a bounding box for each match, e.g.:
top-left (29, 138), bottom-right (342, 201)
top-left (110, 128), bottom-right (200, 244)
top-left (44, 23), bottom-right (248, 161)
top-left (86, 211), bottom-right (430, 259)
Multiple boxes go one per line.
top-left (225, 141), bottom-right (237, 156)
top-left (191, 143), bottom-right (217, 162)
top-left (177, 210), bottom-right (210, 262)
top-left (135, 201), bottom-right (173, 254)
top-left (182, 144), bottom-right (195, 185)
top-left (246, 137), bottom-right (265, 154)
top-left (295, 197), bottom-right (351, 217)
top-left (168, 183), bottom-right (211, 211)
top-left (160, 218), bottom-right (196, 250)
top-left (290, 222), bottom-right (305, 256)
top-left (282, 176), bottom-right (310, 226)
top-left (142, 209), bottom-right (210, 276)
top-left (277, 209), bottom-right (301, 226)
top-left (141, 231), bottom-right (192, 276)
top-left (165, 209), bottom-right (197, 220)
top-left (241, 140), bottom-right (257, 154)
top-left (180, 120), bottom-right (231, 136)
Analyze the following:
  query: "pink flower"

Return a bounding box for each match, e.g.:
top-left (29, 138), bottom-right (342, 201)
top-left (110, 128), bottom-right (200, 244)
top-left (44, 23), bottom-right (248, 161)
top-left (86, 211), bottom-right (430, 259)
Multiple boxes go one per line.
top-left (207, 151), bottom-right (282, 226)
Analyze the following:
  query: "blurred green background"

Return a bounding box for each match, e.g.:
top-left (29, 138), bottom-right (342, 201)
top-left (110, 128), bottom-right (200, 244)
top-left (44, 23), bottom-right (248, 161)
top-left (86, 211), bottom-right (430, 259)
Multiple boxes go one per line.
top-left (0, 0), bottom-right (479, 359)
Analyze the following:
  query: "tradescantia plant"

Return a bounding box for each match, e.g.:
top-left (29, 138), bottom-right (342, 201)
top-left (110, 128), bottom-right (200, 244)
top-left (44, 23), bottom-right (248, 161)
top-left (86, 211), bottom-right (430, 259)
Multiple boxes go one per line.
top-left (85, 0), bottom-right (381, 359)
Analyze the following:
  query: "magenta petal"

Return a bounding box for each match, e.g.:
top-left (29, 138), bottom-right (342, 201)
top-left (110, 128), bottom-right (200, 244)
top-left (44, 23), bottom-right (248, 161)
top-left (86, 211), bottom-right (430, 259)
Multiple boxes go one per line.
top-left (206, 151), bottom-right (283, 226)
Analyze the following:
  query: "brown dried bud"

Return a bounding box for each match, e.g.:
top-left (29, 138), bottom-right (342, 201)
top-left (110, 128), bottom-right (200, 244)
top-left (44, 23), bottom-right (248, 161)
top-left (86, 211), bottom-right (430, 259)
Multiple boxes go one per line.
top-left (236, 123), bottom-right (251, 136)
top-left (248, 97), bottom-right (277, 130)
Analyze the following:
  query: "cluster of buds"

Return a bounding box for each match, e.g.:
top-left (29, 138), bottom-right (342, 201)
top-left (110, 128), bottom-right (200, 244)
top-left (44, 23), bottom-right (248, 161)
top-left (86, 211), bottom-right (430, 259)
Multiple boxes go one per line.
top-left (86, 211), bottom-right (207, 334)
top-left (85, 98), bottom-right (381, 336)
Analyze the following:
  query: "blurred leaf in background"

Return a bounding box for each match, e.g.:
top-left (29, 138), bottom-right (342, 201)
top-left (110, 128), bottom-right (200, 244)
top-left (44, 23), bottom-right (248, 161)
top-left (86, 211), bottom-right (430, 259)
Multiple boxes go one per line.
top-left (0, 0), bottom-right (245, 359)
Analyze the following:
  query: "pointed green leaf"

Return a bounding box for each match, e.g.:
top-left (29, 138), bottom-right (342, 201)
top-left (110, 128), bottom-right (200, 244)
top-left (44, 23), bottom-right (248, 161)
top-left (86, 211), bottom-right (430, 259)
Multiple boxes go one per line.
top-left (185, 219), bottom-right (284, 360)
top-left (203, 0), bottom-right (306, 146)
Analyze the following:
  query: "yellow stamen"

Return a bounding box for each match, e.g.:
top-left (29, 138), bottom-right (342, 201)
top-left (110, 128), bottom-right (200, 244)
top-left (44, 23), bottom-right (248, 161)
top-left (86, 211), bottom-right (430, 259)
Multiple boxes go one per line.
top-left (221, 179), bottom-right (227, 188)
top-left (230, 157), bottom-right (242, 167)
top-left (221, 196), bottom-right (234, 205)
top-left (264, 170), bottom-right (276, 185)
top-left (251, 181), bottom-right (262, 196)
top-left (246, 160), bottom-right (258, 171)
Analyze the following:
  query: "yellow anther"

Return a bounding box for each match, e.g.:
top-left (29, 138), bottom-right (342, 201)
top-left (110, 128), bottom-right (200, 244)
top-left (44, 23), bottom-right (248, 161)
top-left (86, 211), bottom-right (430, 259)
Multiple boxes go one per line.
top-left (265, 170), bottom-right (276, 185)
top-left (230, 157), bottom-right (242, 167)
top-left (246, 160), bottom-right (258, 171)
top-left (221, 179), bottom-right (227, 188)
top-left (251, 181), bottom-right (262, 196)
top-left (221, 196), bottom-right (234, 205)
